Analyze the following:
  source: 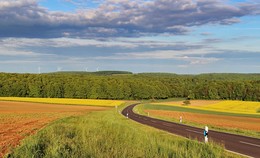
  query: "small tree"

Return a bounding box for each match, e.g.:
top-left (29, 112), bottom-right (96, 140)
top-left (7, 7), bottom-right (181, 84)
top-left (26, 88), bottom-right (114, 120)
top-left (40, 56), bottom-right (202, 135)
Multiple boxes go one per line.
top-left (183, 100), bottom-right (191, 106)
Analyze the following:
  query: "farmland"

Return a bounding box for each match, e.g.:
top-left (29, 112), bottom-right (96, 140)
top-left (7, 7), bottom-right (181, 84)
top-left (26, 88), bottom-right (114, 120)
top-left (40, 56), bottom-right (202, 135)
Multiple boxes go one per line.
top-left (0, 101), bottom-right (109, 157)
top-left (1, 0), bottom-right (260, 155)
top-left (0, 97), bottom-right (124, 107)
top-left (145, 110), bottom-right (260, 131)
top-left (138, 100), bottom-right (260, 138)
top-left (0, 72), bottom-right (259, 157)
top-left (6, 104), bottom-right (239, 158)
top-left (194, 101), bottom-right (260, 114)
top-left (154, 100), bottom-right (260, 114)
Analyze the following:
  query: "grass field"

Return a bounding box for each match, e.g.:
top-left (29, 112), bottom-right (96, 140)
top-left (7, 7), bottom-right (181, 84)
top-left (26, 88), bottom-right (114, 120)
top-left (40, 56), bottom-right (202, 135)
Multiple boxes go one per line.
top-left (137, 104), bottom-right (260, 138)
top-left (0, 97), bottom-right (124, 107)
top-left (0, 101), bottom-right (109, 157)
top-left (154, 100), bottom-right (260, 115)
top-left (6, 105), bottom-right (241, 158)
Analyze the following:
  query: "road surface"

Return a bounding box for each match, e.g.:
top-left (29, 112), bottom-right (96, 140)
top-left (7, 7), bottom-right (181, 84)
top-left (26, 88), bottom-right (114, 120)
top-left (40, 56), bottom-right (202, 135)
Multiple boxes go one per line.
top-left (122, 103), bottom-right (260, 158)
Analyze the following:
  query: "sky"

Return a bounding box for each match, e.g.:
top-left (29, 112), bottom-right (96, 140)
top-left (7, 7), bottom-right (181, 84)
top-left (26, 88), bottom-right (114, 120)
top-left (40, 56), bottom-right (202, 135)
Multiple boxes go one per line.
top-left (0, 0), bottom-right (260, 74)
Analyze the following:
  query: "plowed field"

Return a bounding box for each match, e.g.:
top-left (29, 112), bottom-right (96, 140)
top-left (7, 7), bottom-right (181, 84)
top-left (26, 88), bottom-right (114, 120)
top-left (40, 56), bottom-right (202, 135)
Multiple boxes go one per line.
top-left (0, 101), bottom-right (108, 157)
top-left (145, 109), bottom-right (260, 131)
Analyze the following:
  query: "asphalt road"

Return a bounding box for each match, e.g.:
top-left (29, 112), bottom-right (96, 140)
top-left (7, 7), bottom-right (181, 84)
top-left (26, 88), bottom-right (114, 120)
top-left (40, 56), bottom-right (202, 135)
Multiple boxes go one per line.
top-left (122, 103), bottom-right (260, 158)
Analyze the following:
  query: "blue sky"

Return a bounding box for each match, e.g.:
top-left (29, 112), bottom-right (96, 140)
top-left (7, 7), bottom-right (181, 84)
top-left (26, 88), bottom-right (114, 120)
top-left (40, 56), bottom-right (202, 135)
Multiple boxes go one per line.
top-left (0, 0), bottom-right (259, 74)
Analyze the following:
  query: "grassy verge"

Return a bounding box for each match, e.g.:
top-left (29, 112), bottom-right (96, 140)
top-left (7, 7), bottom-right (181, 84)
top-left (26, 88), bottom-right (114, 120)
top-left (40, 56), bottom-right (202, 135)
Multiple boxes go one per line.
top-left (139, 98), bottom-right (186, 104)
top-left (136, 104), bottom-right (260, 139)
top-left (6, 104), bottom-right (240, 158)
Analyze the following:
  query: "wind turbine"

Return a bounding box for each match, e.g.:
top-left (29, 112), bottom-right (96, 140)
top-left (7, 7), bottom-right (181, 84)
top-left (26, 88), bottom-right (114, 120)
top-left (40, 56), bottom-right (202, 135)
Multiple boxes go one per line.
top-left (38, 66), bottom-right (41, 74)
top-left (96, 67), bottom-right (99, 72)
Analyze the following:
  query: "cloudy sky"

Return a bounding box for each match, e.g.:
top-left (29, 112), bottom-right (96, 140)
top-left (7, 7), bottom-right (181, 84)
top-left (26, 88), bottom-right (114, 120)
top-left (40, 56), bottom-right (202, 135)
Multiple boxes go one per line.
top-left (0, 0), bottom-right (260, 74)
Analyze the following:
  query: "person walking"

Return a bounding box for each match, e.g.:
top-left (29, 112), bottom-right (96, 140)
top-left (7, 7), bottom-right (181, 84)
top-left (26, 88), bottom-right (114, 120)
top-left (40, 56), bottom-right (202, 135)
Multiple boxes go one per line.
top-left (204, 126), bottom-right (208, 143)
top-left (180, 116), bottom-right (182, 123)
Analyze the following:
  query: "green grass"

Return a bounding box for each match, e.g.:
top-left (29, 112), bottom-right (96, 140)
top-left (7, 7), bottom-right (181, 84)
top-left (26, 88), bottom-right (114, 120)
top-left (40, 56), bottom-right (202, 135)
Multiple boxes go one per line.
top-left (140, 98), bottom-right (186, 104)
top-left (137, 104), bottom-right (260, 139)
top-left (6, 104), bottom-right (240, 158)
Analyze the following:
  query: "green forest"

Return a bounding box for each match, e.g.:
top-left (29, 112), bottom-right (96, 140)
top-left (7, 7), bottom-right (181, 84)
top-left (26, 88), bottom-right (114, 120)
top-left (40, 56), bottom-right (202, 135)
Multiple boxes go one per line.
top-left (0, 72), bottom-right (259, 101)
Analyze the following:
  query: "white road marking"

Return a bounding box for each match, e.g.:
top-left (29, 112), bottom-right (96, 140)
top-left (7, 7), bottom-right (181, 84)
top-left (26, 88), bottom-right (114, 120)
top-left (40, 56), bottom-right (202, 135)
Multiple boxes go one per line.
top-left (186, 129), bottom-right (201, 134)
top-left (240, 141), bottom-right (260, 148)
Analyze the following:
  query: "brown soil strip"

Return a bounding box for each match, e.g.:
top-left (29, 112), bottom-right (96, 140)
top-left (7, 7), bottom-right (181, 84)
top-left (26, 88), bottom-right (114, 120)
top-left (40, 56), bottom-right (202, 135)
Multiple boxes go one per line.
top-left (0, 101), bottom-right (108, 157)
top-left (145, 109), bottom-right (260, 131)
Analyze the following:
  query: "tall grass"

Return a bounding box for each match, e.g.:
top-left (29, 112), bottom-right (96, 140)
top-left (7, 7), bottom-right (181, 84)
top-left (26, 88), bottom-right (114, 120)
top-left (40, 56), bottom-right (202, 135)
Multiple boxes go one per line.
top-left (6, 109), bottom-right (239, 158)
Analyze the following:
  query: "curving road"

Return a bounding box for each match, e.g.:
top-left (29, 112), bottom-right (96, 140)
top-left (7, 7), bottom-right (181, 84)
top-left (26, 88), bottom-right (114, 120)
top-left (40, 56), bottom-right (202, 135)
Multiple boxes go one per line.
top-left (122, 103), bottom-right (260, 158)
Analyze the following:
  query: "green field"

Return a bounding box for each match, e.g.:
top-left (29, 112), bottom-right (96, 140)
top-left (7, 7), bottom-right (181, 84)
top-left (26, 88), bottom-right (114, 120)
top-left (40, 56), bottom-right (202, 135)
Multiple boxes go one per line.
top-left (5, 104), bottom-right (240, 158)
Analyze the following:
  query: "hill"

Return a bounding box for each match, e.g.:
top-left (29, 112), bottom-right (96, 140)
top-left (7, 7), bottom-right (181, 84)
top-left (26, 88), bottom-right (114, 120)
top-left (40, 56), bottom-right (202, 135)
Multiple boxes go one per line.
top-left (53, 71), bottom-right (133, 75)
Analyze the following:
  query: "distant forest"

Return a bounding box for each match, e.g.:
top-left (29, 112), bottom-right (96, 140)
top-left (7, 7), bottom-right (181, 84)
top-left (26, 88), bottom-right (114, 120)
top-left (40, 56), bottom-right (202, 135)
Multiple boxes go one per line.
top-left (0, 71), bottom-right (259, 101)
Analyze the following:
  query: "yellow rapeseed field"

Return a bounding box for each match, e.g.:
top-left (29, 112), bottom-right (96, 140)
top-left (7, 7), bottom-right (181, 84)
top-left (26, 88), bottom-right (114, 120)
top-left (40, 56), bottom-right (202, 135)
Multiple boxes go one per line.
top-left (0, 97), bottom-right (124, 107)
top-left (154, 100), bottom-right (260, 114)
top-left (193, 101), bottom-right (260, 114)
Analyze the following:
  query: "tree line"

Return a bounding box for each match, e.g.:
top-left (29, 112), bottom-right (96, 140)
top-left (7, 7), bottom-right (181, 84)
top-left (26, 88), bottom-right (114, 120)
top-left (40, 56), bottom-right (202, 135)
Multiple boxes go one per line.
top-left (0, 72), bottom-right (259, 101)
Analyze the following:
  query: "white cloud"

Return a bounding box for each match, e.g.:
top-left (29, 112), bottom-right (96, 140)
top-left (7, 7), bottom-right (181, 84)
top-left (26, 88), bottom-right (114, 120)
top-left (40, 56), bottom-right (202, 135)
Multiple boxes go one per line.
top-left (0, 60), bottom-right (39, 64)
top-left (0, 0), bottom-right (259, 38)
top-left (91, 49), bottom-right (220, 65)
top-left (115, 49), bottom-right (213, 59)
top-left (0, 38), bottom-right (138, 48)
top-left (0, 48), bottom-right (41, 56)
top-left (0, 37), bottom-right (207, 50)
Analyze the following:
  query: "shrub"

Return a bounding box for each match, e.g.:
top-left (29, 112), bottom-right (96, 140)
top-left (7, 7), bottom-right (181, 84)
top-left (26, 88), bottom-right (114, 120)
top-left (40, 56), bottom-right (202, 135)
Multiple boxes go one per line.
top-left (183, 100), bottom-right (191, 106)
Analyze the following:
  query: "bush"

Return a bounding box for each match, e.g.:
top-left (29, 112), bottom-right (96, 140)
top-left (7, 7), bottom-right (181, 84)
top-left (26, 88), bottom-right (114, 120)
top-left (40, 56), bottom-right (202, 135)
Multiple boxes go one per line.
top-left (183, 100), bottom-right (191, 106)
